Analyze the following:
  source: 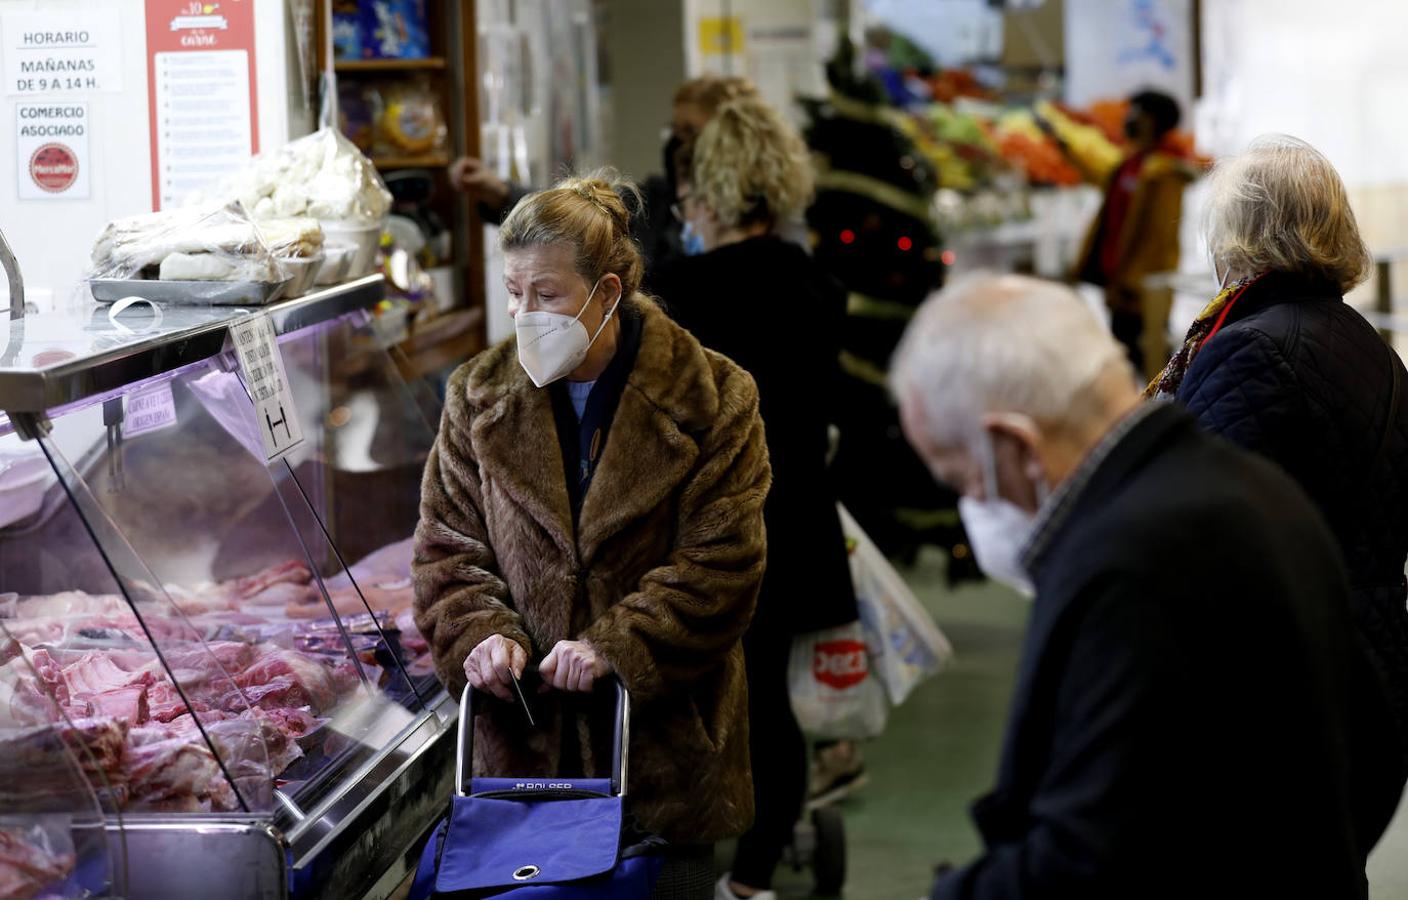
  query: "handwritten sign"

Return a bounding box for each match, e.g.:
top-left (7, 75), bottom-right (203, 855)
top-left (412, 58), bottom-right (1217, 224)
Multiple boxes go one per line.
top-left (229, 313), bottom-right (304, 462)
top-left (2, 10), bottom-right (124, 96)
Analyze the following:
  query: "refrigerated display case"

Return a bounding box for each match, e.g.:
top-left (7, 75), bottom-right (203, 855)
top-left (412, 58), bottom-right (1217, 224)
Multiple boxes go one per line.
top-left (0, 247), bottom-right (456, 898)
top-left (0, 616), bottom-right (128, 899)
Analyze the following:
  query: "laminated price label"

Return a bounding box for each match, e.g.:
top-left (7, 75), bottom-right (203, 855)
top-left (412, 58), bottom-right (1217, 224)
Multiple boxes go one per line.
top-left (229, 312), bottom-right (304, 462)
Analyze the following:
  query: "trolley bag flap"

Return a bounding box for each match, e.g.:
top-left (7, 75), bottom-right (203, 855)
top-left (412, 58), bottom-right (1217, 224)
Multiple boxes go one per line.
top-left (435, 793), bottom-right (623, 893)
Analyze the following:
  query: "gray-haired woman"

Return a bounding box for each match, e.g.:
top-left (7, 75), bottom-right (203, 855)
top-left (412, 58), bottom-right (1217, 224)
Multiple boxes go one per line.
top-left (1148, 134), bottom-right (1408, 854)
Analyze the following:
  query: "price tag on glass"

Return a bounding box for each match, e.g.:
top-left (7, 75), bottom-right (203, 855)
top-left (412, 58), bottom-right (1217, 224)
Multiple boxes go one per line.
top-left (229, 312), bottom-right (304, 462)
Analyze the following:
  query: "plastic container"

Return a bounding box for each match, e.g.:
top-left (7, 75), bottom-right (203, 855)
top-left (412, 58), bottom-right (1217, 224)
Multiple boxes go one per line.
top-left (320, 219), bottom-right (384, 279)
top-left (316, 244), bottom-right (358, 285)
top-left (281, 254), bottom-right (324, 298)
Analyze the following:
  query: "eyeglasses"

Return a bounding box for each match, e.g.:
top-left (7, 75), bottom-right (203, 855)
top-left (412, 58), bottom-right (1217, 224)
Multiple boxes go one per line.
top-left (670, 192), bottom-right (691, 223)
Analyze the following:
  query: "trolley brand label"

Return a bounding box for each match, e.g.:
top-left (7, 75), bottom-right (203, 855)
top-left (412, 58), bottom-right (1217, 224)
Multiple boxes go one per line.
top-left (123, 383), bottom-right (179, 439)
top-left (812, 640), bottom-right (870, 690)
top-left (2, 10), bottom-right (125, 95)
top-left (15, 101), bottom-right (89, 200)
top-left (229, 313), bottom-right (305, 463)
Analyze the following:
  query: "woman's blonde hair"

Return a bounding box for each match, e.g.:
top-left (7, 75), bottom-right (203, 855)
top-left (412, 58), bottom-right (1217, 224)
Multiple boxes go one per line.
top-left (1205, 135), bottom-right (1371, 293)
top-left (499, 169), bottom-right (644, 298)
top-left (688, 97), bottom-right (815, 229)
top-left (673, 75), bottom-right (758, 115)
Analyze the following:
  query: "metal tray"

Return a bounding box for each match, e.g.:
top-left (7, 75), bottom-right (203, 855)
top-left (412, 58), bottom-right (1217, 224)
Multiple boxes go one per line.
top-left (88, 278), bottom-right (291, 306)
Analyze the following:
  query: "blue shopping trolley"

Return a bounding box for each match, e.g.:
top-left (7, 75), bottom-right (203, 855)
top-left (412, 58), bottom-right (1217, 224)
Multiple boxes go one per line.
top-left (410, 677), bottom-right (673, 899)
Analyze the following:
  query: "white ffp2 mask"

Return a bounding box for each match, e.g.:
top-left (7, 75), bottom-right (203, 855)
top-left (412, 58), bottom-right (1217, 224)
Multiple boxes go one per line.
top-left (958, 435), bottom-right (1044, 598)
top-left (515, 280), bottom-right (620, 388)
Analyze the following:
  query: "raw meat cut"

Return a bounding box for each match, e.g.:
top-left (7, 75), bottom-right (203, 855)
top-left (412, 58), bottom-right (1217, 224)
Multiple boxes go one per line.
top-left (0, 827), bottom-right (75, 900)
top-left (233, 647), bottom-right (339, 713)
top-left (124, 734), bottom-right (239, 812)
top-left (284, 583), bottom-right (413, 618)
top-left (255, 706), bottom-right (323, 742)
top-left (395, 608), bottom-right (428, 655)
top-left (0, 717), bottom-right (129, 808)
top-left (232, 559), bottom-right (317, 606)
top-left (78, 685), bottom-right (149, 724)
top-left (285, 538), bottom-right (415, 617)
top-left (61, 651), bottom-right (154, 695)
top-left (145, 682), bottom-right (211, 724)
top-left (140, 641), bottom-right (257, 686)
top-left (15, 591), bottom-right (125, 619)
top-left (0, 650), bottom-right (70, 726)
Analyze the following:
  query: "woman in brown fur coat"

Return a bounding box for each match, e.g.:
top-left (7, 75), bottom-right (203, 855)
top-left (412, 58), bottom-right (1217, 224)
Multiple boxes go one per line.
top-left (412, 171), bottom-right (771, 894)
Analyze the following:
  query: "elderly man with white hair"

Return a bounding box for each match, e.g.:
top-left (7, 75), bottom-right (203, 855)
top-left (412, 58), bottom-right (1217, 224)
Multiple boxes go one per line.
top-left (894, 273), bottom-right (1383, 899)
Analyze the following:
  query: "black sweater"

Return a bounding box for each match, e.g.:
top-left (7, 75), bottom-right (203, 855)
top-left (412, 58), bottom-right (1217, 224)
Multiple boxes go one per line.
top-left (652, 236), bottom-right (857, 636)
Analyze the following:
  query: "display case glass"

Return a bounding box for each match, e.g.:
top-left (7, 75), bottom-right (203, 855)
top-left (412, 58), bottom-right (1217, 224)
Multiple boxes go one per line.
top-left (0, 615), bottom-right (126, 898)
top-left (0, 288), bottom-right (445, 833)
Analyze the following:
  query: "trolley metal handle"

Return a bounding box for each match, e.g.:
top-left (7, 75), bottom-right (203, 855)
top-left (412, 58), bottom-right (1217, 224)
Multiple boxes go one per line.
top-left (0, 228), bottom-right (24, 323)
top-left (457, 676), bottom-right (631, 800)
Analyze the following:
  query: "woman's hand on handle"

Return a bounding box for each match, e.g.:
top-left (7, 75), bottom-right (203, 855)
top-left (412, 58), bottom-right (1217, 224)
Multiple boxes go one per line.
top-left (539, 640), bottom-right (611, 693)
top-left (463, 634), bottom-right (528, 702)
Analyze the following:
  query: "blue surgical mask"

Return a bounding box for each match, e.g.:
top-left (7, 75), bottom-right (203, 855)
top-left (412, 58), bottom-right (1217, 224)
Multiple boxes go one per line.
top-left (681, 220), bottom-right (706, 256)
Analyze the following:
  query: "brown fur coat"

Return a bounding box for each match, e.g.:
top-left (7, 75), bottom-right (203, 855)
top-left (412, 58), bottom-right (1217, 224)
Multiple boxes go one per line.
top-left (412, 295), bottom-right (770, 843)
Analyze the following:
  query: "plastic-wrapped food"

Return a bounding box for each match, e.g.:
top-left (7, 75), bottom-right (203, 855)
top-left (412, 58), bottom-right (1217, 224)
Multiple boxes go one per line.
top-left (200, 128), bottom-right (393, 225)
top-left (88, 202), bottom-right (286, 284)
top-left (373, 77), bottom-right (447, 156)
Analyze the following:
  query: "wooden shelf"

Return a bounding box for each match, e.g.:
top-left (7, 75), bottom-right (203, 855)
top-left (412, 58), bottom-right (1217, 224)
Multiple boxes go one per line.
top-left (335, 57), bottom-right (447, 72)
top-left (372, 153), bottom-right (452, 170)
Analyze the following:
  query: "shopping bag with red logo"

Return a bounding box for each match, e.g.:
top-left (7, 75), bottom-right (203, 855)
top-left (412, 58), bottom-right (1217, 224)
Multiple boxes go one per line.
top-left (841, 504), bottom-right (953, 705)
top-left (788, 622), bottom-right (889, 740)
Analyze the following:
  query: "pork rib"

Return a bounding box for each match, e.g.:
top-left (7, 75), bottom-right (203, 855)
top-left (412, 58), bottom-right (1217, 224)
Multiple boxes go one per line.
top-left (0, 828), bottom-right (76, 900)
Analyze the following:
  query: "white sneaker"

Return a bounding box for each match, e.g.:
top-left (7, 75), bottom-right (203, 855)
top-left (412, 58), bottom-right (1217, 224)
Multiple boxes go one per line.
top-left (714, 873), bottom-right (778, 900)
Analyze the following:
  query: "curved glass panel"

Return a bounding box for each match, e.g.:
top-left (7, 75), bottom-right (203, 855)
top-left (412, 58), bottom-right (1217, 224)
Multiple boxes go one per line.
top-left (0, 608), bottom-right (127, 898)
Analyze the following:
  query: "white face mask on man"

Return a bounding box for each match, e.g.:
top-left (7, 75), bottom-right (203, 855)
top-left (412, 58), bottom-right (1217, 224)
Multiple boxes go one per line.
top-left (515, 278), bottom-right (621, 388)
top-left (957, 431), bottom-right (1047, 598)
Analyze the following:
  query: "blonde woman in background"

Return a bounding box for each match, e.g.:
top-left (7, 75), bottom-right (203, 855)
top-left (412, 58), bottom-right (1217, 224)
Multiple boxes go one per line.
top-left (413, 171), bottom-right (771, 899)
top-left (653, 98), bottom-right (858, 900)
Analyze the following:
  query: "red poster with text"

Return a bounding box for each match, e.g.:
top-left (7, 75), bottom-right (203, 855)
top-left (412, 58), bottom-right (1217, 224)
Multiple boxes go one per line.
top-left (145, 0), bottom-right (260, 210)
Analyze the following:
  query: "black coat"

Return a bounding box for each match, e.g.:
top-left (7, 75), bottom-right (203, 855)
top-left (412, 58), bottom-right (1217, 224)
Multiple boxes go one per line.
top-left (933, 405), bottom-right (1387, 900)
top-left (652, 236), bottom-right (857, 638)
top-left (1177, 271), bottom-right (1408, 777)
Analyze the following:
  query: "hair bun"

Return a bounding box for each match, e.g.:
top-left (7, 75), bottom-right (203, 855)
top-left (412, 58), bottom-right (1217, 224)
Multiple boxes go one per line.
top-left (499, 168), bottom-right (647, 300)
top-left (561, 169), bottom-right (640, 235)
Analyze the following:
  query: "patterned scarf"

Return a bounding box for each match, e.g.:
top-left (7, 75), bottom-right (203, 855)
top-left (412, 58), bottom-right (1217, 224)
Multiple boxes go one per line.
top-left (1144, 273), bottom-right (1264, 400)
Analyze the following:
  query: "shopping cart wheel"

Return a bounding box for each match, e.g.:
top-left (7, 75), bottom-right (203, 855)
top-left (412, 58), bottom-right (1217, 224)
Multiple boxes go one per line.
top-left (811, 806), bottom-right (846, 896)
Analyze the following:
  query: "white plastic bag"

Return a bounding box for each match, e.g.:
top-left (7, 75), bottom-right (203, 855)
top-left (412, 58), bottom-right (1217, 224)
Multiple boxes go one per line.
top-left (842, 504), bottom-right (953, 705)
top-left (788, 621), bottom-right (889, 740)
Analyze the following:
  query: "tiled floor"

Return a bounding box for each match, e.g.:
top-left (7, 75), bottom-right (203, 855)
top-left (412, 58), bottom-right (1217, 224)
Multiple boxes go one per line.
top-left (759, 548), bottom-right (1408, 899)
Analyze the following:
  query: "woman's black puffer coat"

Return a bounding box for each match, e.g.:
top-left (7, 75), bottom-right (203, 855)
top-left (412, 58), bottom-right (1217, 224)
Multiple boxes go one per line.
top-left (1178, 271), bottom-right (1408, 825)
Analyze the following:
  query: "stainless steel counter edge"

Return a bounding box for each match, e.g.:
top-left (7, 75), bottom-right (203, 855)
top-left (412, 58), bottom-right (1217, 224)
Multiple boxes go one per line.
top-left (0, 275), bottom-right (386, 414)
top-left (286, 689), bottom-right (456, 857)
